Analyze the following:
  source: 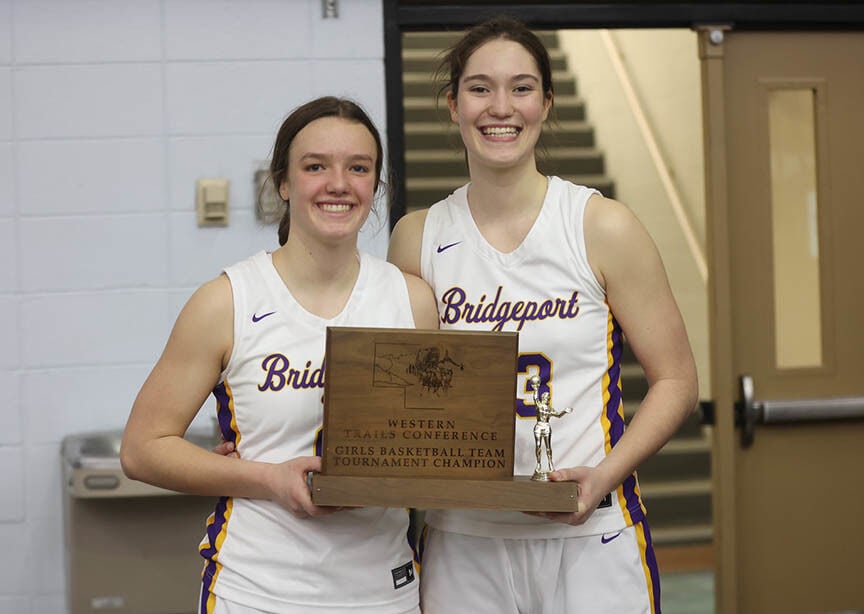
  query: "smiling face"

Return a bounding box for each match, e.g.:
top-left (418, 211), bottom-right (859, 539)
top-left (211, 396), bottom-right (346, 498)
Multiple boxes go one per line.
top-left (447, 38), bottom-right (552, 173)
top-left (278, 116), bottom-right (378, 245)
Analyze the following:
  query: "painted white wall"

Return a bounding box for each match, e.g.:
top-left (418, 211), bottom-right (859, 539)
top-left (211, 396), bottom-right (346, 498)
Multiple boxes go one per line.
top-left (558, 28), bottom-right (711, 397)
top-left (0, 1), bottom-right (387, 610)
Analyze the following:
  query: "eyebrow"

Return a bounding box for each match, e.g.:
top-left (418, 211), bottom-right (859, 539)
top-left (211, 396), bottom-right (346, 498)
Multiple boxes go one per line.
top-left (298, 153), bottom-right (375, 163)
top-left (461, 73), bottom-right (541, 83)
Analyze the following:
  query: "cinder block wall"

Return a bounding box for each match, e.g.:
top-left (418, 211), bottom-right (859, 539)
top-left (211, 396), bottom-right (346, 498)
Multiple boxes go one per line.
top-left (0, 1), bottom-right (388, 610)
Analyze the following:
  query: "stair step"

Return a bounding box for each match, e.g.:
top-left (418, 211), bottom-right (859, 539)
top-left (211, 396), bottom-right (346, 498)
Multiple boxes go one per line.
top-left (639, 480), bottom-right (712, 530)
top-left (639, 437), bottom-right (711, 482)
top-left (640, 478), bottom-right (712, 498)
top-left (619, 362), bottom-right (650, 399)
top-left (404, 127), bottom-right (467, 152)
top-left (403, 99), bottom-right (451, 123)
top-left (677, 411), bottom-right (707, 439)
top-left (537, 155), bottom-right (606, 178)
top-left (407, 147), bottom-right (607, 178)
top-left (549, 95), bottom-right (588, 122)
top-left (650, 524), bottom-right (714, 546)
top-left (659, 437), bottom-right (712, 455)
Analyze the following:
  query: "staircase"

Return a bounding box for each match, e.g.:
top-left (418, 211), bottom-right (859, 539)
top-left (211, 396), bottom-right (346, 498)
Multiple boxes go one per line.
top-left (401, 30), bottom-right (713, 551)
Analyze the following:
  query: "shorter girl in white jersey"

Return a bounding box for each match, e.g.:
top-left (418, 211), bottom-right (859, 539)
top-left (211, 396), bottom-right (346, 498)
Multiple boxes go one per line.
top-left (388, 17), bottom-right (698, 614)
top-left (122, 97), bottom-right (438, 614)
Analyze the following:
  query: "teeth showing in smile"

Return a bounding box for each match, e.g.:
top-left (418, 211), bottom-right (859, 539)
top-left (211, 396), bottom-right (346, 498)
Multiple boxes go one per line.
top-left (481, 126), bottom-right (519, 136)
top-left (320, 203), bottom-right (351, 212)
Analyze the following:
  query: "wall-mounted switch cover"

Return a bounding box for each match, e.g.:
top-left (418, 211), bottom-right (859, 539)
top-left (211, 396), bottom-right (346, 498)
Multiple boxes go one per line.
top-left (196, 178), bottom-right (230, 227)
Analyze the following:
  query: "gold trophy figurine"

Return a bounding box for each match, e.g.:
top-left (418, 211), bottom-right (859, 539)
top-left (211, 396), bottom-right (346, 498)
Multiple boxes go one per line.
top-left (528, 375), bottom-right (573, 481)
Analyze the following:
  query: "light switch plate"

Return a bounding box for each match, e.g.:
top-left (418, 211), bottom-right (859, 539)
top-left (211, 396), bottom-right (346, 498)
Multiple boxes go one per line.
top-left (196, 178), bottom-right (229, 227)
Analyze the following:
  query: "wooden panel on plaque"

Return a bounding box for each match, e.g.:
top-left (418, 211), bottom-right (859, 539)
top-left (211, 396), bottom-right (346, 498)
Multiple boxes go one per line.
top-left (310, 327), bottom-right (579, 512)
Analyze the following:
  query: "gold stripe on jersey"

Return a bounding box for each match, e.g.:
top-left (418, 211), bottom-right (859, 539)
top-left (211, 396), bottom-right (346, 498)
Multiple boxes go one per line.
top-left (601, 311), bottom-right (631, 521)
top-left (634, 520), bottom-right (660, 613)
top-left (200, 496), bottom-right (235, 613)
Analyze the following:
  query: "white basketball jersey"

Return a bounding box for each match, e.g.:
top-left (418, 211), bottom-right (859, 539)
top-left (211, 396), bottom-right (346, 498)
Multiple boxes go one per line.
top-left (199, 251), bottom-right (419, 613)
top-left (420, 177), bottom-right (646, 539)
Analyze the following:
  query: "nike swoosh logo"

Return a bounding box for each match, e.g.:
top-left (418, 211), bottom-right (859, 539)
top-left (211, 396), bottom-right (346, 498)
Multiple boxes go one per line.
top-left (600, 531), bottom-right (623, 544)
top-left (437, 241), bottom-right (462, 253)
top-left (251, 311), bottom-right (276, 323)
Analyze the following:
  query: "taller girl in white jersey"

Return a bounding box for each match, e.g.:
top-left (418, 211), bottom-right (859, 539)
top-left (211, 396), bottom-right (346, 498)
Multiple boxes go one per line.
top-left (389, 17), bottom-right (698, 614)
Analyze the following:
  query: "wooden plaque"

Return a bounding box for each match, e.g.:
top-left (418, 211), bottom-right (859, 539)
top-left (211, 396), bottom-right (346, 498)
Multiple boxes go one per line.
top-left (310, 327), bottom-right (579, 512)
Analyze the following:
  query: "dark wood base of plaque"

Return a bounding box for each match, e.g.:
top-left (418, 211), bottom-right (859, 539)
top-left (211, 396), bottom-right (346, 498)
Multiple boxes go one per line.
top-left (310, 474), bottom-right (579, 512)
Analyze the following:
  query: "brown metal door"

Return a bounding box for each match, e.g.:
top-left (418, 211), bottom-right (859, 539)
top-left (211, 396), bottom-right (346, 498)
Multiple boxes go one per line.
top-left (701, 30), bottom-right (864, 614)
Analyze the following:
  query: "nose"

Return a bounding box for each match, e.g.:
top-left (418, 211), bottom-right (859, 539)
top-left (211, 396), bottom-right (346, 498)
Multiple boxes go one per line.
top-left (488, 90), bottom-right (513, 117)
top-left (326, 168), bottom-right (348, 194)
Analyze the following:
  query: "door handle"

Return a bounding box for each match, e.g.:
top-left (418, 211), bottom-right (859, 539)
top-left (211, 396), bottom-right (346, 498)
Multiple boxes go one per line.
top-left (735, 374), bottom-right (864, 448)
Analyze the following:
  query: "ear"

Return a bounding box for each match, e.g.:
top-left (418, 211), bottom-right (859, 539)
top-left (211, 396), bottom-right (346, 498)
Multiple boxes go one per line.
top-left (447, 91), bottom-right (458, 123)
top-left (278, 180), bottom-right (290, 203)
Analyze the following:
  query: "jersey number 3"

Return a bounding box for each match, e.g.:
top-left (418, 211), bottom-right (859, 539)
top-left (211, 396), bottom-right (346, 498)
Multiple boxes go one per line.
top-left (516, 353), bottom-right (552, 418)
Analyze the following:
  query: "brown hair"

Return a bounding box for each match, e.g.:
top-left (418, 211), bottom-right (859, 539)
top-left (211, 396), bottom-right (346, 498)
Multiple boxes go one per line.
top-left (269, 96), bottom-right (387, 246)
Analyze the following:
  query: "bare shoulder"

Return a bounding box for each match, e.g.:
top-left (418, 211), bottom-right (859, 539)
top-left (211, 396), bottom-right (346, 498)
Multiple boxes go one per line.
top-left (401, 271), bottom-right (439, 330)
top-left (584, 194), bottom-right (644, 240)
top-left (168, 273), bottom-right (234, 364)
top-left (584, 194), bottom-right (659, 288)
top-left (183, 274), bottom-right (233, 323)
top-left (392, 207), bottom-right (429, 234)
top-left (388, 208), bottom-right (429, 276)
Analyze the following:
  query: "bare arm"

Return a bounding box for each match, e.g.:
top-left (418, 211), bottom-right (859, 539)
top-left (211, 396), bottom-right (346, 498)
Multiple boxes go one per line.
top-left (387, 208), bottom-right (428, 277)
top-left (120, 275), bottom-right (324, 517)
top-left (549, 195), bottom-right (698, 519)
top-left (403, 272), bottom-right (440, 329)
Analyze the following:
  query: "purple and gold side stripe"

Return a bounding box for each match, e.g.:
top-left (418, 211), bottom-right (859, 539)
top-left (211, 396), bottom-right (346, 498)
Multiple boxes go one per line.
top-left (198, 496), bottom-right (234, 614)
top-left (198, 381), bottom-right (239, 613)
top-left (416, 523), bottom-right (430, 573)
top-left (634, 519), bottom-right (662, 613)
top-left (213, 381), bottom-right (241, 451)
top-left (600, 310), bottom-right (647, 525)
